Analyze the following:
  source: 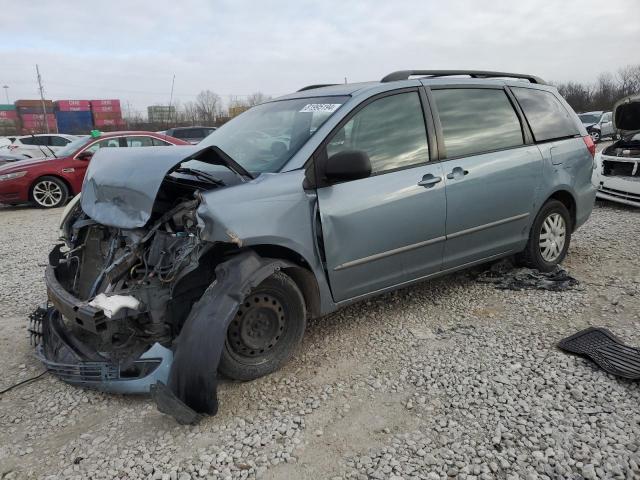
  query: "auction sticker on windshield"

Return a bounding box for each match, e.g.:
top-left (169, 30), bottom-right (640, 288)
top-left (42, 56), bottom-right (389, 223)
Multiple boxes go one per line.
top-left (299, 103), bottom-right (342, 113)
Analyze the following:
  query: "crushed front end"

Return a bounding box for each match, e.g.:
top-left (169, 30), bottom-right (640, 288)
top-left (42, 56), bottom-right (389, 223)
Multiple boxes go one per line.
top-left (32, 196), bottom-right (209, 393)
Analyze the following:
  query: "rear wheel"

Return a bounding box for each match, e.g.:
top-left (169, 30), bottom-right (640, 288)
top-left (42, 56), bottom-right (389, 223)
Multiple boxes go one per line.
top-left (517, 200), bottom-right (571, 272)
top-left (590, 130), bottom-right (600, 143)
top-left (30, 176), bottom-right (69, 208)
top-left (219, 272), bottom-right (306, 381)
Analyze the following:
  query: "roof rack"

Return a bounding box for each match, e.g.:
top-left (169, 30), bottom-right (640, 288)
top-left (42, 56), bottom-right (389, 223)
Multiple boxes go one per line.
top-left (381, 70), bottom-right (546, 85)
top-left (297, 84), bottom-right (339, 92)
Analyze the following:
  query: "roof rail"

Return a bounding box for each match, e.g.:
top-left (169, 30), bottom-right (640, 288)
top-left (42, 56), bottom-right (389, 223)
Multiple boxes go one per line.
top-left (297, 84), bottom-right (339, 92)
top-left (381, 70), bottom-right (546, 85)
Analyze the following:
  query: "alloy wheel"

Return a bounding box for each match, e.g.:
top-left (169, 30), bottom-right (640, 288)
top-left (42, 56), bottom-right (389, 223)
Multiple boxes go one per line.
top-left (539, 212), bottom-right (566, 263)
top-left (32, 180), bottom-right (64, 207)
top-left (590, 131), bottom-right (600, 142)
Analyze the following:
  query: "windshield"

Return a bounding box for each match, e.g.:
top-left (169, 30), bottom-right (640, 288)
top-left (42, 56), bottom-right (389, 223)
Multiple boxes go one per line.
top-left (56, 136), bottom-right (92, 157)
top-left (578, 114), bottom-right (600, 124)
top-left (198, 96), bottom-right (348, 173)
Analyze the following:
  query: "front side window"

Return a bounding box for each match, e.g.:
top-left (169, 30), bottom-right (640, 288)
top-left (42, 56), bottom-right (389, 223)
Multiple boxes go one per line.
top-left (432, 88), bottom-right (524, 158)
top-left (601, 112), bottom-right (611, 123)
top-left (512, 87), bottom-right (579, 142)
top-left (199, 96), bottom-right (348, 174)
top-left (326, 92), bottom-right (429, 174)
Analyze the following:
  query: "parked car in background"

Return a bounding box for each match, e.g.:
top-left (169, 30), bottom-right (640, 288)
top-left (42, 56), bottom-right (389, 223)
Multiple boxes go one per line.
top-left (578, 111), bottom-right (615, 143)
top-left (0, 136), bottom-right (17, 148)
top-left (1, 134), bottom-right (80, 158)
top-left (165, 126), bottom-right (216, 144)
top-left (0, 131), bottom-right (189, 208)
top-left (0, 151), bottom-right (29, 166)
top-left (592, 94), bottom-right (640, 207)
top-left (36, 70), bottom-right (596, 419)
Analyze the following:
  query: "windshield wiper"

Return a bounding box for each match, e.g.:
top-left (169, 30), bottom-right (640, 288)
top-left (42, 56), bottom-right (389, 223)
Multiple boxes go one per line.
top-left (172, 167), bottom-right (226, 186)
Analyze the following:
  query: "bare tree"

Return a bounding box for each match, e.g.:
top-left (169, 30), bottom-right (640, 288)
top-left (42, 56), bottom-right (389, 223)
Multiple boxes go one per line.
top-left (195, 90), bottom-right (221, 125)
top-left (246, 92), bottom-right (271, 107)
top-left (182, 101), bottom-right (199, 125)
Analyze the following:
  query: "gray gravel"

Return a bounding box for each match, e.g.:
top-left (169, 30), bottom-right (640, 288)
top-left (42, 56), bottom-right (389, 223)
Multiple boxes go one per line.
top-left (0, 194), bottom-right (639, 479)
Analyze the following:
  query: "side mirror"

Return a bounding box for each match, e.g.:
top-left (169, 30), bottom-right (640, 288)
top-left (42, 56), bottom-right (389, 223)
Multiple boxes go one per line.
top-left (76, 151), bottom-right (93, 161)
top-left (324, 150), bottom-right (371, 183)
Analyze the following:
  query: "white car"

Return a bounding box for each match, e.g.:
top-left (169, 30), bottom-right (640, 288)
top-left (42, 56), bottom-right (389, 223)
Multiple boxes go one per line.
top-left (1, 134), bottom-right (79, 158)
top-left (592, 94), bottom-right (640, 208)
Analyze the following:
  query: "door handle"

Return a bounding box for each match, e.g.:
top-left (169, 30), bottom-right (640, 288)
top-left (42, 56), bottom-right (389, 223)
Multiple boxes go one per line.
top-left (417, 174), bottom-right (442, 188)
top-left (446, 167), bottom-right (469, 180)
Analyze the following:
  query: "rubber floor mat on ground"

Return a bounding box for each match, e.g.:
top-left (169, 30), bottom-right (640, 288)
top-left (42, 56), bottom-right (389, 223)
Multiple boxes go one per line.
top-left (558, 327), bottom-right (640, 380)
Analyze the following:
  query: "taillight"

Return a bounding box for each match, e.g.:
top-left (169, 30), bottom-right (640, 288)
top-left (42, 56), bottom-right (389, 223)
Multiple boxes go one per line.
top-left (583, 135), bottom-right (596, 158)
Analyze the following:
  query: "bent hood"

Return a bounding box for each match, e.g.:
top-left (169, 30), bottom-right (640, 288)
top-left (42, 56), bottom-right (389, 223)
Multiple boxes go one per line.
top-left (614, 94), bottom-right (640, 136)
top-left (80, 145), bottom-right (251, 229)
top-left (81, 146), bottom-right (200, 228)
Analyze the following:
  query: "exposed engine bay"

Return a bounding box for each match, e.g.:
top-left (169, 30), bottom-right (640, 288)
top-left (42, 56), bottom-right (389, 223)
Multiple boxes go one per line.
top-left (31, 144), bottom-right (301, 422)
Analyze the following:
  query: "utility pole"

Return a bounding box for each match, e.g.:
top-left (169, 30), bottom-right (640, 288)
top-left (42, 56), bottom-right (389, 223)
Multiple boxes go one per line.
top-left (2, 85), bottom-right (9, 104)
top-left (167, 74), bottom-right (175, 128)
top-left (35, 64), bottom-right (51, 133)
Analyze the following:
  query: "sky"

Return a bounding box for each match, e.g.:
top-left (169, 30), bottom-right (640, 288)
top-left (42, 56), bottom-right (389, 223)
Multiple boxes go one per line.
top-left (1, 0), bottom-right (638, 116)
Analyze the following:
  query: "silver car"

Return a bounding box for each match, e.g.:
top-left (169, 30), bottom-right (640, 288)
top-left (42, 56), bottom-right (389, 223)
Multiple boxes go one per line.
top-left (578, 111), bottom-right (615, 143)
top-left (33, 70), bottom-right (596, 420)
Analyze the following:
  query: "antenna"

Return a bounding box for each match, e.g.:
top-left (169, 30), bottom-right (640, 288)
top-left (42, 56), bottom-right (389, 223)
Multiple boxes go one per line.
top-left (2, 85), bottom-right (9, 104)
top-left (35, 64), bottom-right (51, 134)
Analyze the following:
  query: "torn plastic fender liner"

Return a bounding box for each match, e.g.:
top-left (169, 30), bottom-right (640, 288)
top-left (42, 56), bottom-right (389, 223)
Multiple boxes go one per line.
top-left (165, 251), bottom-right (294, 416)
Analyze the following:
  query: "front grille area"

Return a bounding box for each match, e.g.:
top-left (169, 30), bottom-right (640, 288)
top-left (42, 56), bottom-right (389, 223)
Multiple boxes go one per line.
top-left (598, 185), bottom-right (640, 202)
top-left (602, 159), bottom-right (639, 177)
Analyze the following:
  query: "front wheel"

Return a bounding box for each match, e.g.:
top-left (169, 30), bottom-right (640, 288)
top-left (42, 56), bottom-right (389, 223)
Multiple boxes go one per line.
top-left (517, 200), bottom-right (571, 272)
top-left (590, 130), bottom-right (601, 143)
top-left (30, 176), bottom-right (69, 208)
top-left (219, 272), bottom-right (306, 381)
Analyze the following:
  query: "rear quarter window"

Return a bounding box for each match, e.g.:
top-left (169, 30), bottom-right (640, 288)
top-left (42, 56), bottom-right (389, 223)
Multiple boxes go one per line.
top-left (512, 87), bottom-right (579, 142)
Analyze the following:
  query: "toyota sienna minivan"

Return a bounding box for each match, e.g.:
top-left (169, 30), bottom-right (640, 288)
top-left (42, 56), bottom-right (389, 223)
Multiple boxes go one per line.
top-left (32, 70), bottom-right (596, 419)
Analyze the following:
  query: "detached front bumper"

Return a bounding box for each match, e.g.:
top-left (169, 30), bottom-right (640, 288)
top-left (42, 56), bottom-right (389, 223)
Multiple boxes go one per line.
top-left (31, 267), bottom-right (173, 394)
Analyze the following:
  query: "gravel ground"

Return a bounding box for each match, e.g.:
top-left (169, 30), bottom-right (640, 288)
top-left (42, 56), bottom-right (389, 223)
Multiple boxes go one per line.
top-left (1, 159), bottom-right (639, 479)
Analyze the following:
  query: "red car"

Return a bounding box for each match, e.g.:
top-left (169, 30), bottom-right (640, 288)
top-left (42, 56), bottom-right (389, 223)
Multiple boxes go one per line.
top-left (0, 131), bottom-right (189, 208)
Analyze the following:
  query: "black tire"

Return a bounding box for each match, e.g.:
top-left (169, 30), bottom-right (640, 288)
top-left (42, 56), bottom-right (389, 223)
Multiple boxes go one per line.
top-left (219, 272), bottom-right (306, 381)
top-left (517, 200), bottom-right (572, 272)
top-left (30, 176), bottom-right (69, 209)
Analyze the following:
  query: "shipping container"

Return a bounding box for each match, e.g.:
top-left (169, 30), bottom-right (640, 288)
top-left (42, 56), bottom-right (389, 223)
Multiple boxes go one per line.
top-left (91, 105), bottom-right (122, 113)
top-left (0, 104), bottom-right (16, 111)
top-left (18, 106), bottom-right (54, 114)
top-left (94, 118), bottom-right (126, 128)
top-left (92, 111), bottom-right (123, 121)
top-left (0, 110), bottom-right (18, 120)
top-left (55, 100), bottom-right (91, 112)
top-left (55, 111), bottom-right (93, 134)
top-left (15, 99), bottom-right (53, 108)
top-left (91, 99), bottom-right (121, 108)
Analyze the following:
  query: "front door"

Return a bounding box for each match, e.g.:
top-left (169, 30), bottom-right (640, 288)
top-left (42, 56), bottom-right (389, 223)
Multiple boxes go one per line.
top-left (316, 90), bottom-right (447, 302)
top-left (429, 87), bottom-right (542, 269)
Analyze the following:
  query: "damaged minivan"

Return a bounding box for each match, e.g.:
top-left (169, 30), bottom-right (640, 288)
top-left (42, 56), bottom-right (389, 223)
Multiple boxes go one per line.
top-left (592, 94), bottom-right (640, 207)
top-left (31, 70), bottom-right (596, 421)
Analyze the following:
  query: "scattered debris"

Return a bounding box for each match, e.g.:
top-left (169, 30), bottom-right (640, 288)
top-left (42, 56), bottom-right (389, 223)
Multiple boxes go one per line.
top-left (476, 259), bottom-right (579, 291)
top-left (558, 327), bottom-right (640, 380)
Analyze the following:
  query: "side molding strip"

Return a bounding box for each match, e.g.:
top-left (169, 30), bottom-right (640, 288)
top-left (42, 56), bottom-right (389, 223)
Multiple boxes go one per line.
top-left (334, 236), bottom-right (446, 271)
top-left (333, 212), bottom-right (530, 271)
